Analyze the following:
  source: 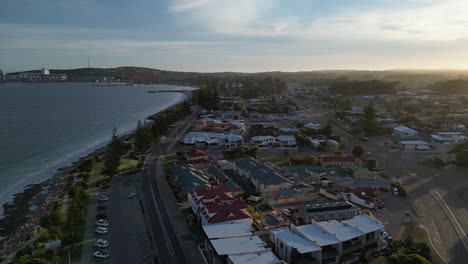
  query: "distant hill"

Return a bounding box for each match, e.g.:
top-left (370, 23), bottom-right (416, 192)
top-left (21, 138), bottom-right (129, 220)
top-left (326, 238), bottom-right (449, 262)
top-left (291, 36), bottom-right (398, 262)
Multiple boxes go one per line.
top-left (328, 80), bottom-right (399, 95)
top-left (8, 67), bottom-right (468, 85)
top-left (429, 79), bottom-right (468, 94)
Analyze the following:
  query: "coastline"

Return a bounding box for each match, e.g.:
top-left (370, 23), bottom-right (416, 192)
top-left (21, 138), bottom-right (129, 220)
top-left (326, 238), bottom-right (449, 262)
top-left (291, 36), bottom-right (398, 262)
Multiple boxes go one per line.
top-left (0, 89), bottom-right (192, 255)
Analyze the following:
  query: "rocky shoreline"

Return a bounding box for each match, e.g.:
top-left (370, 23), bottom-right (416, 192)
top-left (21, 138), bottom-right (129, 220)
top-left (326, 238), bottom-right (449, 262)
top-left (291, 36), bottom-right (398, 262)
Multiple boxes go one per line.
top-left (0, 90), bottom-right (191, 256)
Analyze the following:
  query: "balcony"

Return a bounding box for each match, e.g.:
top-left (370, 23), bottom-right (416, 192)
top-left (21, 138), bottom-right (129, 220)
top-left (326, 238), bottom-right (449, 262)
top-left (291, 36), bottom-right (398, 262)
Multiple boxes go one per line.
top-left (342, 241), bottom-right (364, 254)
top-left (322, 248), bottom-right (340, 259)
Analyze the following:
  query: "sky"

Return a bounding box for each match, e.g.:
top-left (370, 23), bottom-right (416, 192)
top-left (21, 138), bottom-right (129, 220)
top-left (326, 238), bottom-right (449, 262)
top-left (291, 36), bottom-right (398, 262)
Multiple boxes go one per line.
top-left (1, 0), bottom-right (468, 72)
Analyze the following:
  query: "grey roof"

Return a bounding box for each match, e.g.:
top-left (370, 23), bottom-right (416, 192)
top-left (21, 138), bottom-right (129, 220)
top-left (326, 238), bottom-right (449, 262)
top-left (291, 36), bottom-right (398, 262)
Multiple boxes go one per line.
top-left (207, 166), bottom-right (240, 191)
top-left (171, 164), bottom-right (209, 193)
top-left (234, 158), bottom-right (290, 186)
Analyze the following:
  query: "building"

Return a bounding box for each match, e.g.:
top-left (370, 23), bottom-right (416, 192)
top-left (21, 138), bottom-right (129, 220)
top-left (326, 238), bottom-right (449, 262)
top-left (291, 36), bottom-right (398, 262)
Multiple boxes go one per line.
top-left (251, 136), bottom-right (276, 148)
top-left (233, 158), bottom-right (292, 193)
top-left (271, 227), bottom-right (322, 264)
top-left (271, 214), bottom-right (386, 264)
top-left (305, 122), bottom-right (321, 130)
top-left (202, 222), bottom-right (253, 240)
top-left (342, 188), bottom-right (384, 210)
top-left (296, 201), bottom-right (361, 223)
top-left (434, 119), bottom-right (466, 130)
top-left (351, 107), bottom-right (364, 115)
top-left (170, 164), bottom-right (210, 196)
top-left (431, 132), bottom-right (465, 145)
top-left (251, 135), bottom-right (297, 148)
top-left (319, 156), bottom-right (362, 167)
top-left (400, 140), bottom-right (430, 151)
top-left (276, 135), bottom-right (297, 148)
top-left (393, 125), bottom-right (418, 137)
top-left (228, 250), bottom-right (284, 264)
top-left (190, 186), bottom-right (252, 225)
top-left (177, 149), bottom-right (214, 169)
top-left (207, 166), bottom-right (243, 195)
top-left (210, 236), bottom-right (270, 258)
top-left (181, 132), bottom-right (243, 148)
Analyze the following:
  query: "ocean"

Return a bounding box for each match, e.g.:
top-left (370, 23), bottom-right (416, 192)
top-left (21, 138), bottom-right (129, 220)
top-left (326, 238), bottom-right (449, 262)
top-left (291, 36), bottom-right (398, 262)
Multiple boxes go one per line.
top-left (0, 82), bottom-right (190, 215)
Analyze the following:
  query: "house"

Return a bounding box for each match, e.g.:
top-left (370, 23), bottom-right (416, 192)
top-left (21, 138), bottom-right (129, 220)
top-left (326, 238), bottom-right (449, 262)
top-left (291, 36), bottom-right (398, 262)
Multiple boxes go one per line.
top-left (182, 132), bottom-right (244, 148)
top-left (279, 127), bottom-right (299, 133)
top-left (251, 135), bottom-right (276, 148)
top-left (207, 166), bottom-right (243, 195)
top-left (271, 227), bottom-right (322, 264)
top-left (210, 236), bottom-right (270, 258)
top-left (177, 149), bottom-right (214, 169)
top-left (342, 188), bottom-right (384, 210)
top-left (400, 140), bottom-right (430, 151)
top-left (296, 201), bottom-right (361, 223)
top-left (202, 222), bottom-right (253, 240)
top-left (276, 135), bottom-right (297, 148)
top-left (305, 122), bottom-right (321, 130)
top-left (170, 164), bottom-right (210, 196)
top-left (319, 156), bottom-right (362, 167)
top-left (431, 132), bottom-right (465, 145)
top-left (351, 107), bottom-right (364, 115)
top-left (233, 158), bottom-right (292, 193)
top-left (228, 250), bottom-right (284, 264)
top-left (271, 214), bottom-right (387, 264)
top-left (433, 119), bottom-right (466, 130)
top-left (326, 139), bottom-right (341, 148)
top-left (190, 186), bottom-right (252, 225)
top-left (393, 125), bottom-right (418, 137)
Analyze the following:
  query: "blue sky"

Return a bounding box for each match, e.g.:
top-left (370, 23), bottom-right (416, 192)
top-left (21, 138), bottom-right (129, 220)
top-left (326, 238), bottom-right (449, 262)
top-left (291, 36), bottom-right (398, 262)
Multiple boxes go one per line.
top-left (1, 0), bottom-right (468, 72)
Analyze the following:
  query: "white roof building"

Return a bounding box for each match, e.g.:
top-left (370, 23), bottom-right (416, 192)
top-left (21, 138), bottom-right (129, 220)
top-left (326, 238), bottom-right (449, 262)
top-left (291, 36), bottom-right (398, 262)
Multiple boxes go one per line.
top-left (294, 224), bottom-right (341, 247)
top-left (342, 214), bottom-right (384, 234)
top-left (202, 222), bottom-right (253, 240)
top-left (400, 140), bottom-right (430, 151)
top-left (316, 220), bottom-right (365, 242)
top-left (210, 236), bottom-right (268, 256)
top-left (272, 228), bottom-right (321, 254)
top-left (305, 122), bottom-right (321, 130)
top-left (393, 125), bottom-right (418, 137)
top-left (228, 250), bottom-right (284, 264)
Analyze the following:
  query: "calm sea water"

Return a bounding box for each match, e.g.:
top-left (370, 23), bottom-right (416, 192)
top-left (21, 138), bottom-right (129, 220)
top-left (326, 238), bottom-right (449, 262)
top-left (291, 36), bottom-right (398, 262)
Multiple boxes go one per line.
top-left (0, 82), bottom-right (189, 213)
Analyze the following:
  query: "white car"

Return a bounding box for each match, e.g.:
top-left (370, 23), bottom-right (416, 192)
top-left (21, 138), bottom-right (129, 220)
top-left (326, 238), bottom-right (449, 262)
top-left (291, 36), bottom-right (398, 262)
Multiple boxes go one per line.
top-left (96, 219), bottom-right (109, 227)
top-left (97, 195), bottom-right (109, 201)
top-left (93, 250), bottom-right (110, 259)
top-left (282, 209), bottom-right (292, 217)
top-left (95, 227), bottom-right (108, 234)
top-left (94, 239), bottom-right (109, 248)
top-left (393, 187), bottom-right (399, 196)
top-left (127, 192), bottom-right (137, 198)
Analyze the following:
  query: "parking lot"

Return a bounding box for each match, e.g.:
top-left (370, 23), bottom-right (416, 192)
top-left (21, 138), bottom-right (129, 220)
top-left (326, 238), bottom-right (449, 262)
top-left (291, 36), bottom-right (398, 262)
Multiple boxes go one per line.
top-left (84, 175), bottom-right (154, 264)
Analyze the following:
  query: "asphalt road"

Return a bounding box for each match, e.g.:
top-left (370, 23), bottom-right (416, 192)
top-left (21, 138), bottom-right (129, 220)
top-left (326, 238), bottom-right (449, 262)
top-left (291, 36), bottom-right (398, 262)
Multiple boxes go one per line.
top-left (139, 108), bottom-right (200, 264)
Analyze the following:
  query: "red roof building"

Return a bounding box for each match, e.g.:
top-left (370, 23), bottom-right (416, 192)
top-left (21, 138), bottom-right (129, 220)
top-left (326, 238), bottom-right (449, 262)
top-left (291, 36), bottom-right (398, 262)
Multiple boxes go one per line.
top-left (190, 186), bottom-right (252, 225)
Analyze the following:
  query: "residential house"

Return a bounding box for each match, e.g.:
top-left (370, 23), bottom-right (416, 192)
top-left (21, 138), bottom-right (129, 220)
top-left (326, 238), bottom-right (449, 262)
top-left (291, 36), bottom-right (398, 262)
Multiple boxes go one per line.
top-left (393, 125), bottom-right (418, 137)
top-left (228, 250), bottom-right (284, 264)
top-left (305, 122), bottom-right (321, 130)
top-left (296, 201), bottom-right (361, 223)
top-left (351, 107), bottom-right (364, 115)
top-left (251, 135), bottom-right (276, 148)
top-left (319, 156), bottom-right (363, 167)
top-left (400, 140), bottom-right (430, 151)
top-left (233, 158), bottom-right (292, 193)
top-left (190, 186), bottom-right (252, 225)
top-left (431, 132), bottom-right (465, 145)
top-left (170, 164), bottom-right (210, 196)
top-left (177, 149), bottom-right (213, 169)
top-left (182, 132), bottom-right (244, 148)
top-left (342, 188), bottom-right (384, 210)
top-left (271, 214), bottom-right (386, 264)
top-left (276, 135), bottom-right (297, 148)
top-left (433, 119), bottom-right (466, 130)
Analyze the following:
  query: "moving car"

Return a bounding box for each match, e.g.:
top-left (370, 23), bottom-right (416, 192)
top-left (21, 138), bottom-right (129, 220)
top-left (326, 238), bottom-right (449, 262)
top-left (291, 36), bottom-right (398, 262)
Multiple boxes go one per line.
top-left (97, 195), bottom-right (109, 201)
top-left (94, 239), bottom-right (109, 248)
top-left (96, 219), bottom-right (109, 227)
top-left (393, 187), bottom-right (399, 196)
top-left (93, 250), bottom-right (110, 259)
top-left (95, 227), bottom-right (108, 234)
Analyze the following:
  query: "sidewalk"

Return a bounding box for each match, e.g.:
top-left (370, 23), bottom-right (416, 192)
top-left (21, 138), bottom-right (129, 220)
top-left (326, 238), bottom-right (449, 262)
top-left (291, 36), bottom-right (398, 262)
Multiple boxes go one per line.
top-left (77, 178), bottom-right (100, 264)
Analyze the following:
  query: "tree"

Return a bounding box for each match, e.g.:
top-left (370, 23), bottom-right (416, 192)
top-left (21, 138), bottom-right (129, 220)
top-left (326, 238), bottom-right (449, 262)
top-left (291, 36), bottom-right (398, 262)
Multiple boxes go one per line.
top-left (432, 156), bottom-right (446, 167)
top-left (367, 158), bottom-right (377, 170)
top-left (352, 145), bottom-right (365, 157)
top-left (283, 149), bottom-right (290, 157)
top-left (134, 120), bottom-right (152, 152)
top-left (456, 149), bottom-right (468, 167)
top-left (103, 127), bottom-right (122, 176)
top-left (321, 122), bottom-right (333, 137)
top-left (362, 104), bottom-right (379, 136)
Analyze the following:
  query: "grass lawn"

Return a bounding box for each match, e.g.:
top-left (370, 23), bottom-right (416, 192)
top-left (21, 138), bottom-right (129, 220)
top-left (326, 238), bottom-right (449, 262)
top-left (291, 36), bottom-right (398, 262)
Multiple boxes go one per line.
top-left (118, 158), bottom-right (139, 173)
top-left (260, 154), bottom-right (289, 167)
top-left (403, 222), bottom-right (446, 264)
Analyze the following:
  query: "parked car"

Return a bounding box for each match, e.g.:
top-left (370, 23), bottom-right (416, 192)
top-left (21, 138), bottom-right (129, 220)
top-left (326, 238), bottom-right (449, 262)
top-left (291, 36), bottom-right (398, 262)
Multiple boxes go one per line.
top-left (96, 213), bottom-right (108, 220)
top-left (94, 239), bottom-right (109, 248)
top-left (96, 219), bottom-right (109, 227)
top-left (127, 192), bottom-right (137, 198)
top-left (282, 209), bottom-right (292, 217)
top-left (93, 250), bottom-right (110, 259)
top-left (95, 227), bottom-right (108, 234)
top-left (97, 195), bottom-right (109, 201)
top-left (393, 187), bottom-right (399, 196)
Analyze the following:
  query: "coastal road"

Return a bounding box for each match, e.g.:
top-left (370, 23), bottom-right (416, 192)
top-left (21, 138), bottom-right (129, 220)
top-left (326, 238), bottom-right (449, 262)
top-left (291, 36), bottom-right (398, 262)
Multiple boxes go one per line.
top-left (140, 108), bottom-right (200, 264)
